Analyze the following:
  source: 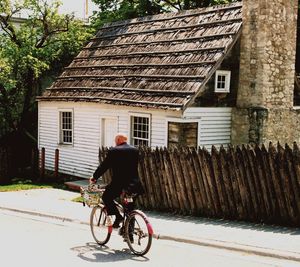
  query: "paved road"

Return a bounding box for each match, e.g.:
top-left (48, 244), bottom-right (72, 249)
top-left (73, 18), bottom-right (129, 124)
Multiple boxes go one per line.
top-left (0, 209), bottom-right (299, 267)
top-left (1, 188), bottom-right (300, 262)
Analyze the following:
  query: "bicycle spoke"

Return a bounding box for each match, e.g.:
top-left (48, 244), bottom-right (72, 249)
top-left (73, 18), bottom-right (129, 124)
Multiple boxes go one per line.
top-left (96, 209), bottom-right (102, 227)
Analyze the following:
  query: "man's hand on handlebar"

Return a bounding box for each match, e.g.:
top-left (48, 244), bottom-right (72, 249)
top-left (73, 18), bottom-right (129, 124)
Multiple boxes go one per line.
top-left (89, 177), bottom-right (97, 184)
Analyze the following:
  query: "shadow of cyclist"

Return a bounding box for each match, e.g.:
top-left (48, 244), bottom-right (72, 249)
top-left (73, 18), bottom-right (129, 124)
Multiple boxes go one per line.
top-left (71, 242), bottom-right (149, 263)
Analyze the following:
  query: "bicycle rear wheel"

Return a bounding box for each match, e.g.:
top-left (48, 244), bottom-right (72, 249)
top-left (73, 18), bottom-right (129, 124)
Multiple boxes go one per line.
top-left (124, 210), bottom-right (153, 256)
top-left (90, 205), bottom-right (112, 245)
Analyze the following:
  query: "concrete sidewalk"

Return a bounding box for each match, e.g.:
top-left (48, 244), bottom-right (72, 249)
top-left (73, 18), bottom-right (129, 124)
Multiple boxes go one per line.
top-left (0, 188), bottom-right (299, 262)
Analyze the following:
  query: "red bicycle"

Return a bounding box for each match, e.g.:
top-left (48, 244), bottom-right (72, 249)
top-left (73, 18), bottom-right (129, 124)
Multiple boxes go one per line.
top-left (81, 184), bottom-right (153, 256)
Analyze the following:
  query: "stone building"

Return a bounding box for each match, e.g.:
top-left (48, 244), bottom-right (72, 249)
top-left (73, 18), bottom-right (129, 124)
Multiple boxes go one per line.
top-left (231, 0), bottom-right (300, 145)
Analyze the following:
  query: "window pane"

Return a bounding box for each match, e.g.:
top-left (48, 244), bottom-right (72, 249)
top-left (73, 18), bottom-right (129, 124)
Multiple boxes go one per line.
top-left (61, 112), bottom-right (73, 144)
top-left (131, 116), bottom-right (149, 147)
top-left (218, 81), bottom-right (225, 89)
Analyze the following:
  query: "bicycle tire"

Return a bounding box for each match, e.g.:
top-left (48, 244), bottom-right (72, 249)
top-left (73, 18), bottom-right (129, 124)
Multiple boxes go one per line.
top-left (124, 210), bottom-right (153, 256)
top-left (90, 205), bottom-right (112, 245)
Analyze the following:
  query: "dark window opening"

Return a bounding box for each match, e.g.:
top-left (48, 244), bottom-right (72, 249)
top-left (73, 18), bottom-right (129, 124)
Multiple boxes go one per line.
top-left (168, 122), bottom-right (198, 148)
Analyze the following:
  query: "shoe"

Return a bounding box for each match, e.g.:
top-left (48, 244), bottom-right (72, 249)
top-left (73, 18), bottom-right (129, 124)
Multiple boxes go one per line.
top-left (112, 215), bottom-right (123, 228)
top-left (118, 226), bottom-right (124, 236)
top-left (123, 234), bottom-right (134, 243)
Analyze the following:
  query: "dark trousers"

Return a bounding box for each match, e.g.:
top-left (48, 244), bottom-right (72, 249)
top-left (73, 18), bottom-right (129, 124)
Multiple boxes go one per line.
top-left (102, 185), bottom-right (122, 216)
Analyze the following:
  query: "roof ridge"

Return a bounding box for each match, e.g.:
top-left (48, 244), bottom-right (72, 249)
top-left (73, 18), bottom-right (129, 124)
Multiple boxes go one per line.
top-left (100, 2), bottom-right (242, 30)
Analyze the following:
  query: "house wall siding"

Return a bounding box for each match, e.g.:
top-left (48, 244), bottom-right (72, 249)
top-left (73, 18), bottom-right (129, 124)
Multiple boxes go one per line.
top-left (183, 107), bottom-right (232, 149)
top-left (38, 101), bottom-right (179, 178)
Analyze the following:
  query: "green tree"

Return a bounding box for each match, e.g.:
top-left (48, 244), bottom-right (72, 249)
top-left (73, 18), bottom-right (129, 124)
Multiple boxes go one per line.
top-left (0, 0), bottom-right (92, 139)
top-left (91, 0), bottom-right (241, 28)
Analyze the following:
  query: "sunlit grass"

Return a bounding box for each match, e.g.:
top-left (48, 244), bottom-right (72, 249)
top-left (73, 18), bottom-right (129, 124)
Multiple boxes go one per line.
top-left (0, 183), bottom-right (52, 192)
top-left (71, 196), bottom-right (83, 203)
top-left (0, 178), bottom-right (69, 192)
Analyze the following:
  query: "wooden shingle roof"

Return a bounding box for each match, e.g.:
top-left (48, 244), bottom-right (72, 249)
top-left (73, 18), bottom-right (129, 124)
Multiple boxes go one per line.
top-left (38, 2), bottom-right (242, 110)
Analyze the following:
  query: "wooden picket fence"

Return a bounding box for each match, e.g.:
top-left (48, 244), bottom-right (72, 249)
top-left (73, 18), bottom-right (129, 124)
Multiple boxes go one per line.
top-left (100, 143), bottom-right (300, 227)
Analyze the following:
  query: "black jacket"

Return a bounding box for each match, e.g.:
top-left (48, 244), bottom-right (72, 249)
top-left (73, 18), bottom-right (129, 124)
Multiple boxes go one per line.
top-left (93, 143), bottom-right (144, 194)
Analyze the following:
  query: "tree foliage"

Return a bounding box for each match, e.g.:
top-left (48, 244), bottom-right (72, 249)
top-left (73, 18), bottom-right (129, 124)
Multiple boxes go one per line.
top-left (91, 0), bottom-right (241, 28)
top-left (0, 0), bottom-right (92, 138)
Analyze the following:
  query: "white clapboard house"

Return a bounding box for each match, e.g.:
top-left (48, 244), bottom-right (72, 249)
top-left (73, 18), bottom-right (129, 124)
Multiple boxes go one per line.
top-left (37, 2), bottom-right (243, 178)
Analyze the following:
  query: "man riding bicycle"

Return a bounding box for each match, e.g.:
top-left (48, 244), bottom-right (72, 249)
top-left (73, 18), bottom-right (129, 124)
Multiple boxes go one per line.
top-left (90, 133), bottom-right (144, 228)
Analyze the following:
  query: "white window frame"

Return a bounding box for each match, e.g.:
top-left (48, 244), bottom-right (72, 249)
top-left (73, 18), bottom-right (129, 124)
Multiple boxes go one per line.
top-left (58, 109), bottom-right (73, 145)
top-left (165, 117), bottom-right (201, 147)
top-left (129, 113), bottom-right (151, 147)
top-left (215, 70), bottom-right (231, 93)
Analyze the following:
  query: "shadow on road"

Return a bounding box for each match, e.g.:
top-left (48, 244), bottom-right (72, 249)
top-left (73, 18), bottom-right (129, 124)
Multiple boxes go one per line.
top-left (71, 242), bottom-right (149, 263)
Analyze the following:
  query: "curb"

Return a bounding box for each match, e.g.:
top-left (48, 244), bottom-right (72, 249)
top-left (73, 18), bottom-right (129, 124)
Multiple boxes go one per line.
top-left (1, 205), bottom-right (300, 262)
top-left (156, 234), bottom-right (300, 262)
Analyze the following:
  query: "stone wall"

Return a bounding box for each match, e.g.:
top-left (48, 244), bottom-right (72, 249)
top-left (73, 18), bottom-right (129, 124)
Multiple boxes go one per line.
top-left (232, 0), bottom-right (299, 145)
top-left (232, 108), bottom-right (300, 145)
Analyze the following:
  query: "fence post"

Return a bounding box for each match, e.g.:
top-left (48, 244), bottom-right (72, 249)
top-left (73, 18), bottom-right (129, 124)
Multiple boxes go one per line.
top-left (31, 147), bottom-right (39, 180)
top-left (54, 149), bottom-right (59, 179)
top-left (40, 147), bottom-right (45, 180)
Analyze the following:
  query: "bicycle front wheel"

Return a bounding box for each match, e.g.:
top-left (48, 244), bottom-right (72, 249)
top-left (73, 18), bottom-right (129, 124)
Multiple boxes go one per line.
top-left (124, 210), bottom-right (153, 256)
top-left (90, 205), bottom-right (112, 245)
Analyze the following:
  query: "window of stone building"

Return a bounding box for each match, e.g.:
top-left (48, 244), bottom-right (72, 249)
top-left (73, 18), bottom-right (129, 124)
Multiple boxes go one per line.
top-left (215, 70), bottom-right (231, 93)
top-left (168, 121), bottom-right (198, 148)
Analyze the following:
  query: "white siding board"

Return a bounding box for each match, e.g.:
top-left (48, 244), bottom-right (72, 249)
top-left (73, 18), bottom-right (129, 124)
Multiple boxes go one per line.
top-left (201, 128), bottom-right (231, 133)
top-left (200, 135), bottom-right (231, 140)
top-left (200, 121), bottom-right (231, 126)
top-left (75, 133), bottom-right (99, 140)
top-left (39, 134), bottom-right (57, 141)
top-left (200, 116), bottom-right (231, 121)
top-left (201, 124), bottom-right (232, 129)
top-left (200, 140), bottom-right (231, 145)
top-left (200, 132), bottom-right (231, 138)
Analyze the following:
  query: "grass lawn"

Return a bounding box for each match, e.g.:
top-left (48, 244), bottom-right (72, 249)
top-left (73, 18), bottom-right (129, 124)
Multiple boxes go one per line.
top-left (72, 196), bottom-right (83, 203)
top-left (0, 179), bottom-right (68, 192)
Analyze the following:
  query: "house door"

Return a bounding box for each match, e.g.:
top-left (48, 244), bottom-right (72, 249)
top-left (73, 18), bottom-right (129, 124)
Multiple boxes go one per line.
top-left (102, 117), bottom-right (118, 147)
